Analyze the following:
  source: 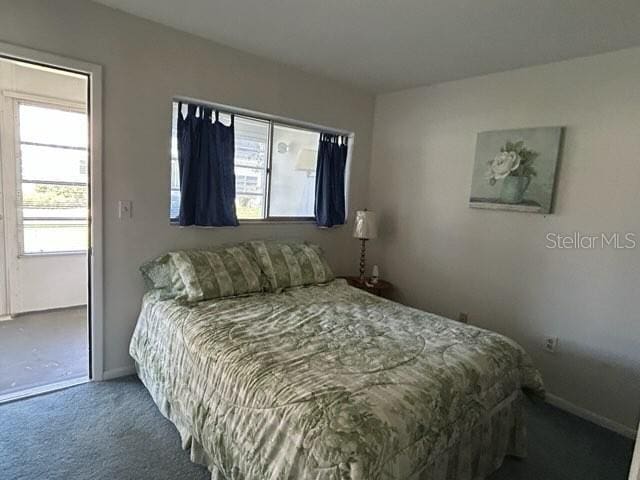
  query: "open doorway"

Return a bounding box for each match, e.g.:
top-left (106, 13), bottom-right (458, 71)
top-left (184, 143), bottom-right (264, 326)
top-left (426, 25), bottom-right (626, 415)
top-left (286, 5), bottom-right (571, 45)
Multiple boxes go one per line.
top-left (0, 57), bottom-right (90, 401)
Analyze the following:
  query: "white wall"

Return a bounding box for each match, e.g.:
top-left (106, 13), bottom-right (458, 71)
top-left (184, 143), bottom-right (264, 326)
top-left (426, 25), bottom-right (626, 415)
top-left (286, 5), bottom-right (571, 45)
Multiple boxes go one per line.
top-left (12, 255), bottom-right (86, 313)
top-left (0, 0), bottom-right (374, 373)
top-left (369, 47), bottom-right (640, 432)
top-left (0, 60), bottom-right (87, 314)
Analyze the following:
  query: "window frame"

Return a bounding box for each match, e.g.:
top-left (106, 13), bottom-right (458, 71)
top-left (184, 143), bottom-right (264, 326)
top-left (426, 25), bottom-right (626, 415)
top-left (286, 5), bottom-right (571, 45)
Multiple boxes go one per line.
top-left (13, 98), bottom-right (89, 256)
top-left (170, 98), bottom-right (353, 225)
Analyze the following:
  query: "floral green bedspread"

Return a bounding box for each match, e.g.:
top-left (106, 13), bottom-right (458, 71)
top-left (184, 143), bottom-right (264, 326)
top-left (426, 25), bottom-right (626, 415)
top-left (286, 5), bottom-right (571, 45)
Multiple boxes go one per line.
top-left (130, 279), bottom-right (543, 480)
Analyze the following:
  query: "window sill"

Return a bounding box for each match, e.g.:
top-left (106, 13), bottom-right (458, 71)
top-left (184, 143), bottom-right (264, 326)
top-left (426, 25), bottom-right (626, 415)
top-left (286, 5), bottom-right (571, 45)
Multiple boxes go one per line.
top-left (241, 218), bottom-right (317, 225)
top-left (169, 218), bottom-right (323, 227)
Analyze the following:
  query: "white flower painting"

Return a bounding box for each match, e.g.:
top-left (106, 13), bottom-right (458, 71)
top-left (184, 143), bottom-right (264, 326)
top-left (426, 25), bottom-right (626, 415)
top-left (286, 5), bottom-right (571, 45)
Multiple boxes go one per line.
top-left (469, 127), bottom-right (563, 214)
top-left (485, 151), bottom-right (521, 184)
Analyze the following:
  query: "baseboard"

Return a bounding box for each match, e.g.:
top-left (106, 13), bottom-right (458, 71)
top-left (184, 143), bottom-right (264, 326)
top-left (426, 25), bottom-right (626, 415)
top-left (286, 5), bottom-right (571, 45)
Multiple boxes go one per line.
top-left (102, 365), bottom-right (136, 380)
top-left (546, 393), bottom-right (637, 439)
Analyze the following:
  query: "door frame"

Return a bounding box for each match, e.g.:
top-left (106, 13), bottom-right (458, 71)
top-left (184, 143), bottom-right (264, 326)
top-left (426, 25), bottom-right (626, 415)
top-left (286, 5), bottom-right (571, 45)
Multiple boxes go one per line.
top-left (0, 41), bottom-right (104, 381)
top-left (630, 425), bottom-right (639, 480)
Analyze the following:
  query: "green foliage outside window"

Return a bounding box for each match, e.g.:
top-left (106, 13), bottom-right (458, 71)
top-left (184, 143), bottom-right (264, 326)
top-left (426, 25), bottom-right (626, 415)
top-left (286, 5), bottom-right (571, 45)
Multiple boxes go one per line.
top-left (22, 184), bottom-right (88, 209)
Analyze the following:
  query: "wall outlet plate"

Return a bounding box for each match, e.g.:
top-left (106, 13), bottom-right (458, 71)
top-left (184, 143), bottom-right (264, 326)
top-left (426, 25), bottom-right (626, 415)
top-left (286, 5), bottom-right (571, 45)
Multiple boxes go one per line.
top-left (544, 336), bottom-right (559, 353)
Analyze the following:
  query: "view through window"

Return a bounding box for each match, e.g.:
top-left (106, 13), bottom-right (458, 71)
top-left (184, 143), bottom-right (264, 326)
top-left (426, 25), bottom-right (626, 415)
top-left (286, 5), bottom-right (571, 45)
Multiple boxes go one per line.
top-left (18, 103), bottom-right (89, 254)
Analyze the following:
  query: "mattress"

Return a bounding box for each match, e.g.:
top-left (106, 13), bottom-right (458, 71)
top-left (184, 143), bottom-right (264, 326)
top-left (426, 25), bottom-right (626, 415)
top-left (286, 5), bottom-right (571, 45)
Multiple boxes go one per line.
top-left (130, 279), bottom-right (543, 480)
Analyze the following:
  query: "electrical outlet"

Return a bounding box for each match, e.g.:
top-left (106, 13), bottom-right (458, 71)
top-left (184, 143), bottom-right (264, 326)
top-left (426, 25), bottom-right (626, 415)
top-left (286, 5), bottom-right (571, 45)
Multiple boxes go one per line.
top-left (118, 200), bottom-right (133, 219)
top-left (543, 336), bottom-right (559, 353)
top-left (458, 312), bottom-right (468, 324)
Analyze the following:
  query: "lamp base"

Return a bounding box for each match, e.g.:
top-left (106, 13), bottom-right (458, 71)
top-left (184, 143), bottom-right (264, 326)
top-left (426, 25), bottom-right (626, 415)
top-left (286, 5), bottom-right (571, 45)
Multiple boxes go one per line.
top-left (359, 238), bottom-right (368, 282)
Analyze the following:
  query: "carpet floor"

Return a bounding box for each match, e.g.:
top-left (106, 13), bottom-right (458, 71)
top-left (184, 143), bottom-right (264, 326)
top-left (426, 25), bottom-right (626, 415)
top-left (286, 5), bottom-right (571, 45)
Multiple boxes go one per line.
top-left (0, 376), bottom-right (634, 480)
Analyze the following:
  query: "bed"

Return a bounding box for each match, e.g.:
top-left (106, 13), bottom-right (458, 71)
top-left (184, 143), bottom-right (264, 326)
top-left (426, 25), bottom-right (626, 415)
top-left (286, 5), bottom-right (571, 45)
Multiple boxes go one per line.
top-left (131, 242), bottom-right (543, 480)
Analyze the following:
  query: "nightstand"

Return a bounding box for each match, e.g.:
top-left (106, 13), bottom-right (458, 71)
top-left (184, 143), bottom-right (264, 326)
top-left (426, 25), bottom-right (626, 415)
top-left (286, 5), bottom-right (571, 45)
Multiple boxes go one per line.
top-left (342, 276), bottom-right (392, 297)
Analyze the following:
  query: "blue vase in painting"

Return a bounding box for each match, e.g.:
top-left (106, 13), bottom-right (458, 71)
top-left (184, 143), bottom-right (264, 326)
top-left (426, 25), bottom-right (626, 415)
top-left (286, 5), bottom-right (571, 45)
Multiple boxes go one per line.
top-left (500, 176), bottom-right (531, 204)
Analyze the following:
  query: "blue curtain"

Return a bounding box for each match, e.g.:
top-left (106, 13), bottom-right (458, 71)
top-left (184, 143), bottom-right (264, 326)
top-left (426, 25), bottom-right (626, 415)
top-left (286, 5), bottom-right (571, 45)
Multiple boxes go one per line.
top-left (314, 133), bottom-right (348, 227)
top-left (177, 102), bottom-right (238, 226)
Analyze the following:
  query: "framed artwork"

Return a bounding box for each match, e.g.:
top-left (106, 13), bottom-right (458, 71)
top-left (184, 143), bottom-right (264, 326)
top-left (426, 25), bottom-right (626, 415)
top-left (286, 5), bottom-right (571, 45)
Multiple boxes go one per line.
top-left (469, 127), bottom-right (563, 213)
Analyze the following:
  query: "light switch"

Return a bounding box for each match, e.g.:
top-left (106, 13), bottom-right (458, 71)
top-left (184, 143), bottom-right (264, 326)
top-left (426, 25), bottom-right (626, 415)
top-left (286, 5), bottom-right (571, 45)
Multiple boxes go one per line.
top-left (118, 200), bottom-right (133, 219)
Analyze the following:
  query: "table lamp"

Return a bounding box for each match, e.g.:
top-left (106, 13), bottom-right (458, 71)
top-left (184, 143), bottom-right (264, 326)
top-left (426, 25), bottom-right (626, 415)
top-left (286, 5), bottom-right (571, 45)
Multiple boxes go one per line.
top-left (353, 209), bottom-right (378, 281)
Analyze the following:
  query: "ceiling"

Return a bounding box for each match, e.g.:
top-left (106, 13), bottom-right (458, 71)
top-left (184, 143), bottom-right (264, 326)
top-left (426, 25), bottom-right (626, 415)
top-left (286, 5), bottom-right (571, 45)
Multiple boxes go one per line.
top-left (91, 0), bottom-right (640, 93)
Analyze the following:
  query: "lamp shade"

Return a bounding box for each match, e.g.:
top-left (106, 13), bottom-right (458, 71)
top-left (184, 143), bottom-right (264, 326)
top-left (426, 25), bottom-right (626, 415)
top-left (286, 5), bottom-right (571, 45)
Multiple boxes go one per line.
top-left (353, 210), bottom-right (378, 239)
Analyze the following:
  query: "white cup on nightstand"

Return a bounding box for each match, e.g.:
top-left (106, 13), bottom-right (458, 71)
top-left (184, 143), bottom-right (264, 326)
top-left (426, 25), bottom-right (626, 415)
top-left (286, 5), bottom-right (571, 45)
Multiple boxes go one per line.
top-left (371, 265), bottom-right (379, 284)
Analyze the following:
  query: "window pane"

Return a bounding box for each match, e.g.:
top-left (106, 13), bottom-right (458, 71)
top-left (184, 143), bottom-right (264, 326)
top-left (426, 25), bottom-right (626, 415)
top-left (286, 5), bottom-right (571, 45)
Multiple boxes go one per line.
top-left (21, 145), bottom-right (88, 183)
top-left (235, 166), bottom-right (264, 194)
top-left (21, 182), bottom-right (88, 252)
top-left (269, 125), bottom-right (319, 217)
top-left (23, 220), bottom-right (88, 254)
top-left (19, 104), bottom-right (88, 148)
top-left (170, 189), bottom-right (180, 220)
top-left (235, 116), bottom-right (268, 170)
top-left (170, 158), bottom-right (180, 190)
top-left (171, 102), bottom-right (179, 160)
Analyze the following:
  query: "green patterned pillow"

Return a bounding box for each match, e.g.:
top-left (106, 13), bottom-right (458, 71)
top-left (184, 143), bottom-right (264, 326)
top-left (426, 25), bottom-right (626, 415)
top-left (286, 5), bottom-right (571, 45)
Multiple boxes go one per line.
top-left (169, 245), bottom-right (264, 302)
top-left (248, 240), bottom-right (334, 292)
top-left (140, 253), bottom-right (176, 296)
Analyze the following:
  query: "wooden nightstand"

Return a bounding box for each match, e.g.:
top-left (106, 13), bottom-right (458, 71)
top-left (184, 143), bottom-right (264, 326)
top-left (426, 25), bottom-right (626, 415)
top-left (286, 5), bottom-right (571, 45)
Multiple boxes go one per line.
top-left (342, 276), bottom-right (392, 297)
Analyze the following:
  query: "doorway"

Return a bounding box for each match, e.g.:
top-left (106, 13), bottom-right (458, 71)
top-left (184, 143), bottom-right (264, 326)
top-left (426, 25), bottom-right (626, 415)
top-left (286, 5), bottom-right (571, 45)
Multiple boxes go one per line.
top-left (0, 45), bottom-right (102, 400)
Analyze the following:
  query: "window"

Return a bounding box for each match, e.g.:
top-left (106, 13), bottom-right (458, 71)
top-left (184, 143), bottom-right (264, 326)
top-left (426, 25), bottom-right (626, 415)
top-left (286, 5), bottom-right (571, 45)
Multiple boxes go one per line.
top-left (170, 102), bottom-right (341, 222)
top-left (16, 103), bottom-right (89, 254)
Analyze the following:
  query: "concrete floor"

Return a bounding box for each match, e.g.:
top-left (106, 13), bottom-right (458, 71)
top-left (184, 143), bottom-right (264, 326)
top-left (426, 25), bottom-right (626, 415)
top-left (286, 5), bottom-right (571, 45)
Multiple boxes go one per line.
top-left (0, 306), bottom-right (88, 398)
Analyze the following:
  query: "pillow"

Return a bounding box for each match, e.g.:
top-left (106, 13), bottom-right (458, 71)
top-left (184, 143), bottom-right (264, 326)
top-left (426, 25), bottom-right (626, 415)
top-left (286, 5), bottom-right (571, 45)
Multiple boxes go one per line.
top-left (248, 240), bottom-right (334, 292)
top-left (169, 245), bottom-right (264, 302)
top-left (140, 253), bottom-right (176, 295)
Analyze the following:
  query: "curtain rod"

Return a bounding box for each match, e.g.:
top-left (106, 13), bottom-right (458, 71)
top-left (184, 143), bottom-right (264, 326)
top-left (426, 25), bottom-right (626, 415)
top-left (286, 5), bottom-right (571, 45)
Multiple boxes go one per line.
top-left (174, 95), bottom-right (353, 137)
